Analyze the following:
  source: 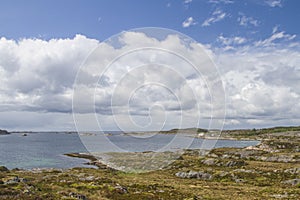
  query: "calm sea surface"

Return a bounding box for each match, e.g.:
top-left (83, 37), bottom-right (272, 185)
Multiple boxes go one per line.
top-left (0, 132), bottom-right (259, 169)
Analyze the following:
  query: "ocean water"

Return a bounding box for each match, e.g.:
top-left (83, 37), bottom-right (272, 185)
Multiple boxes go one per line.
top-left (0, 132), bottom-right (259, 169)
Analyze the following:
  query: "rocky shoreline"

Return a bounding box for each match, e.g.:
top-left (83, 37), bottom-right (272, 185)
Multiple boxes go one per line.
top-left (0, 127), bottom-right (299, 199)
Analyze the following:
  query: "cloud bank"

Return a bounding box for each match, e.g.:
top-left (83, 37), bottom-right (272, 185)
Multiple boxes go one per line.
top-left (0, 31), bottom-right (299, 131)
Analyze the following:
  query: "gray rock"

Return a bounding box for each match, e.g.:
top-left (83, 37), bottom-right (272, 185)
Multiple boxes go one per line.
top-left (4, 176), bottom-right (28, 184)
top-left (114, 184), bottom-right (128, 194)
top-left (284, 168), bottom-right (300, 174)
top-left (225, 160), bottom-right (246, 167)
top-left (202, 158), bottom-right (217, 166)
top-left (281, 179), bottom-right (300, 186)
top-left (235, 178), bottom-right (246, 183)
top-left (233, 169), bottom-right (256, 173)
top-left (69, 192), bottom-right (87, 200)
top-left (175, 171), bottom-right (212, 180)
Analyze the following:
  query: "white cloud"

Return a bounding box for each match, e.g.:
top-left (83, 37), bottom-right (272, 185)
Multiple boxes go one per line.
top-left (255, 29), bottom-right (296, 47)
top-left (0, 30), bottom-right (299, 131)
top-left (182, 17), bottom-right (197, 28)
top-left (184, 0), bottom-right (192, 4)
top-left (202, 8), bottom-right (227, 27)
top-left (238, 13), bottom-right (259, 27)
top-left (0, 35), bottom-right (99, 115)
top-left (208, 0), bottom-right (234, 4)
top-left (218, 35), bottom-right (247, 47)
top-left (265, 0), bottom-right (282, 7)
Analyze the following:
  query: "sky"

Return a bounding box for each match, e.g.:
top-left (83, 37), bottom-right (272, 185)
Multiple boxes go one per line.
top-left (0, 0), bottom-right (299, 131)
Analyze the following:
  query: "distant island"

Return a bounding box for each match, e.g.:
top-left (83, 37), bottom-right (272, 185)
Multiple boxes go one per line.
top-left (0, 129), bottom-right (9, 135)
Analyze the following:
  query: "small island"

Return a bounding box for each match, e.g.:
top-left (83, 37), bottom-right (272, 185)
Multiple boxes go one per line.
top-left (0, 129), bottom-right (10, 135)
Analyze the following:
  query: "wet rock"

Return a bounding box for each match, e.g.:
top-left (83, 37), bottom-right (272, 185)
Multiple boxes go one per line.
top-left (225, 160), bottom-right (246, 167)
top-left (281, 179), bottom-right (300, 186)
top-left (175, 171), bottom-right (212, 180)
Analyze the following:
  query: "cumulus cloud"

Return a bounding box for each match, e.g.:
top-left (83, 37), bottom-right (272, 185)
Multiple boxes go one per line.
top-left (0, 30), bottom-right (299, 131)
top-left (0, 35), bottom-right (99, 114)
top-left (202, 8), bottom-right (227, 27)
top-left (182, 17), bottom-right (197, 28)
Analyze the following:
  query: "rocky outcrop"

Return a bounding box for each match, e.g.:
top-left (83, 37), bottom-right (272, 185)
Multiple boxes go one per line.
top-left (175, 171), bottom-right (212, 180)
top-left (281, 179), bottom-right (300, 186)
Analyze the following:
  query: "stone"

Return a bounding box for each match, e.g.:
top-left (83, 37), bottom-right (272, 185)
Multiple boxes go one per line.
top-left (284, 168), bottom-right (300, 174)
top-left (175, 171), bottom-right (212, 180)
top-left (235, 178), bottom-right (246, 183)
top-left (114, 184), bottom-right (128, 194)
top-left (281, 179), bottom-right (300, 186)
top-left (69, 192), bottom-right (87, 200)
top-left (225, 160), bottom-right (246, 167)
top-left (202, 158), bottom-right (217, 166)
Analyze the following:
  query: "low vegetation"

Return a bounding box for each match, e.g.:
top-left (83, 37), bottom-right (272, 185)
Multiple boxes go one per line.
top-left (0, 126), bottom-right (299, 199)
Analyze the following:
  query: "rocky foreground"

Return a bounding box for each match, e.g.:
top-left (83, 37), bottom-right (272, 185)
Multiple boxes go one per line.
top-left (0, 127), bottom-right (299, 199)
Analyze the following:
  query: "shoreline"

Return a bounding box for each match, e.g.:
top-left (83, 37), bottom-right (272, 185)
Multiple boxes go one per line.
top-left (1, 131), bottom-right (299, 199)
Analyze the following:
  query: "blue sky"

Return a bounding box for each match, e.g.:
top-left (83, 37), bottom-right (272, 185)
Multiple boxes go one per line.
top-left (0, 0), bottom-right (299, 131)
top-left (1, 0), bottom-right (299, 44)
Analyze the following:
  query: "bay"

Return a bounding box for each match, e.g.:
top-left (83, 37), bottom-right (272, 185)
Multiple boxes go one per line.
top-left (0, 132), bottom-right (259, 169)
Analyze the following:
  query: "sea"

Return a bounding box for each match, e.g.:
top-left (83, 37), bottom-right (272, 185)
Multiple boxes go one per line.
top-left (0, 132), bottom-right (259, 169)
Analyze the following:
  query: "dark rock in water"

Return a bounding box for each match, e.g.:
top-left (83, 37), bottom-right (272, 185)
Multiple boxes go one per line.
top-left (0, 166), bottom-right (9, 172)
top-left (225, 160), bottom-right (246, 167)
top-left (0, 129), bottom-right (9, 135)
top-left (281, 179), bottom-right (300, 186)
top-left (175, 171), bottom-right (212, 180)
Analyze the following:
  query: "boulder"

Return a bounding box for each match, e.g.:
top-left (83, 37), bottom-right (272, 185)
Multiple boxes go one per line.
top-left (202, 158), bottom-right (217, 166)
top-left (281, 179), bottom-right (300, 186)
top-left (175, 171), bottom-right (212, 180)
top-left (225, 160), bottom-right (246, 167)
